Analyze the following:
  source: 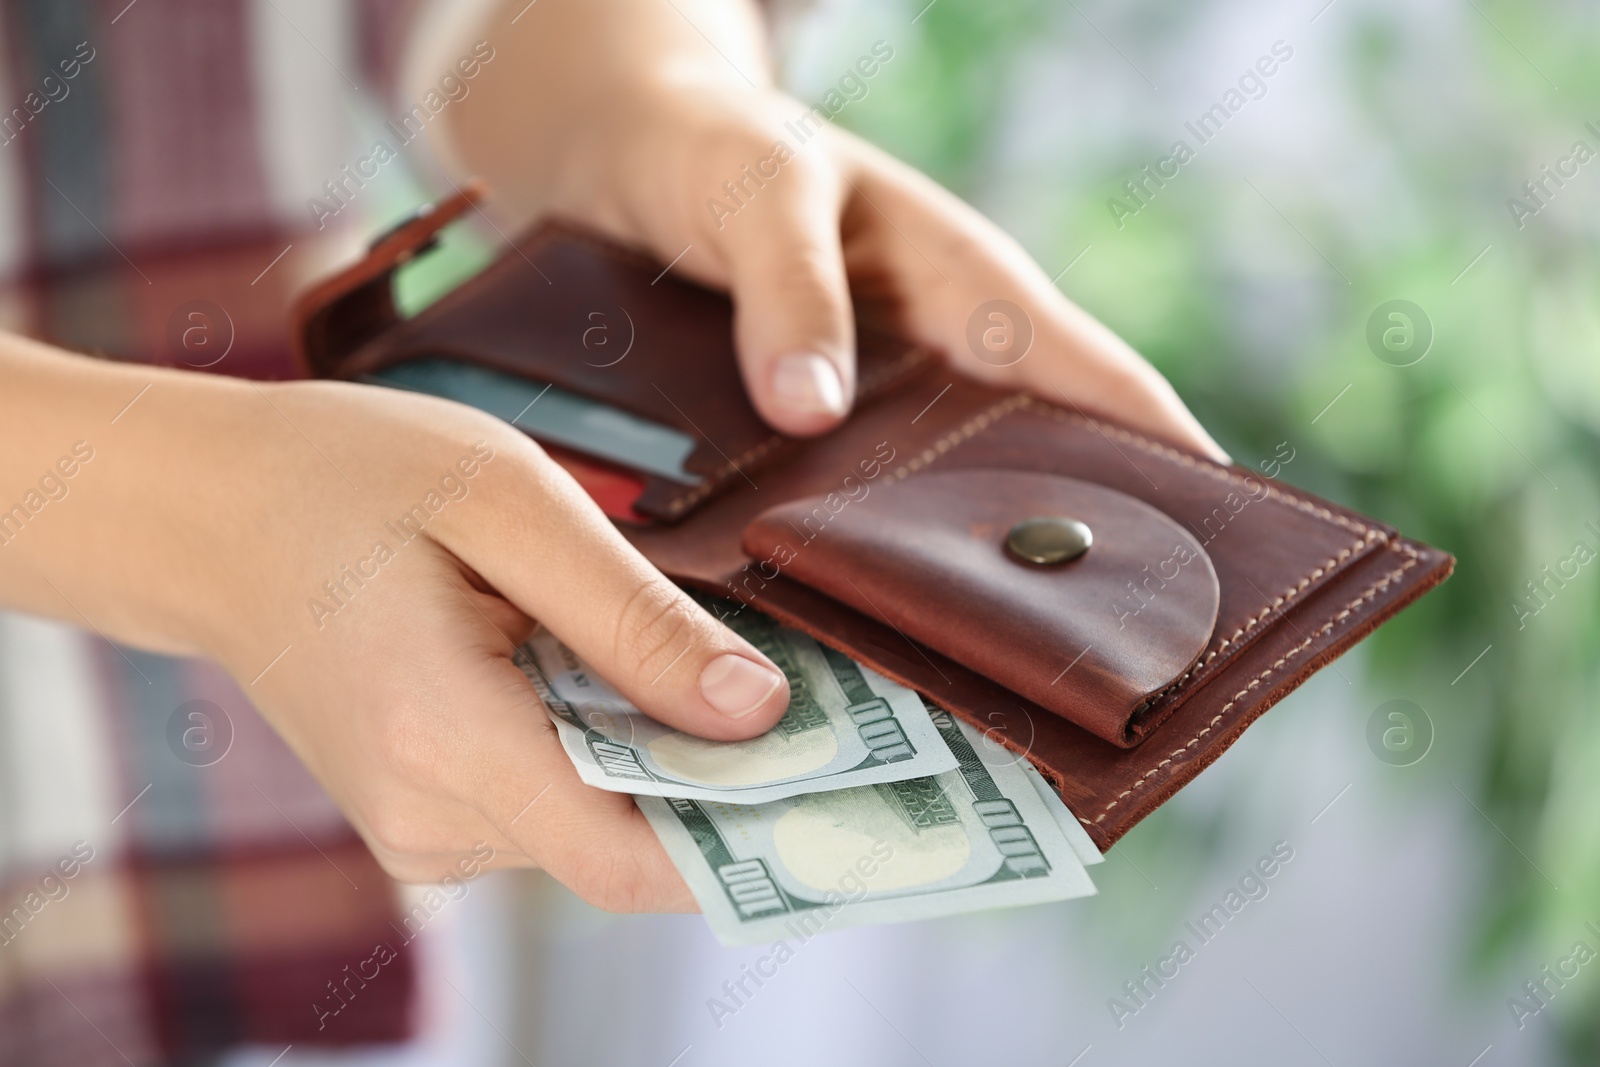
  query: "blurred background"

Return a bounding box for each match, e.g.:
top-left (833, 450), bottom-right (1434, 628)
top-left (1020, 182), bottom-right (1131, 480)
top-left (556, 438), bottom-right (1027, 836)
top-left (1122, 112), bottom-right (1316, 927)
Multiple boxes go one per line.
top-left (4, 0), bottom-right (1594, 1064)
top-left (296, 0), bottom-right (1598, 1063)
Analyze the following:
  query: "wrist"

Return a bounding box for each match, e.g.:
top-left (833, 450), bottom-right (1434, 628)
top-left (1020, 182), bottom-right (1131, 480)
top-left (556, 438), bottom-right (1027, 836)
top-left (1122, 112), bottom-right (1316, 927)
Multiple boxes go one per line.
top-left (0, 342), bottom-right (268, 660)
top-left (424, 0), bottom-right (773, 227)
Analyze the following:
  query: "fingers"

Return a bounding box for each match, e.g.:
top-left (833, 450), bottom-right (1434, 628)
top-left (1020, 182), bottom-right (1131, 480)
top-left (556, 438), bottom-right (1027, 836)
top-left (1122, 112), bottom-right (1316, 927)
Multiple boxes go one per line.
top-left (713, 151), bottom-right (856, 436)
top-left (449, 653), bottom-right (697, 913)
top-left (432, 438), bottom-right (790, 741)
top-left (834, 137), bottom-right (1229, 463)
top-left (358, 647), bottom-right (695, 912)
top-left (1011, 306), bottom-right (1231, 464)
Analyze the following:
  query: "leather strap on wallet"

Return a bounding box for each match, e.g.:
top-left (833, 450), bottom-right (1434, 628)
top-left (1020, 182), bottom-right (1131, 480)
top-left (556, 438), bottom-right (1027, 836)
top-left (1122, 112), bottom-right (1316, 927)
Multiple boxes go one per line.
top-left (294, 189), bottom-right (1454, 851)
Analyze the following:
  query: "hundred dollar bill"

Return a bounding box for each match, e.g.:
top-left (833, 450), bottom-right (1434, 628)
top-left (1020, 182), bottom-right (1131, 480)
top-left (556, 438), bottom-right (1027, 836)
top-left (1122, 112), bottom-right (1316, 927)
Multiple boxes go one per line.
top-left (955, 715), bottom-right (1107, 868)
top-left (637, 712), bottom-right (1097, 946)
top-left (518, 615), bottom-right (956, 805)
top-left (1022, 765), bottom-right (1106, 867)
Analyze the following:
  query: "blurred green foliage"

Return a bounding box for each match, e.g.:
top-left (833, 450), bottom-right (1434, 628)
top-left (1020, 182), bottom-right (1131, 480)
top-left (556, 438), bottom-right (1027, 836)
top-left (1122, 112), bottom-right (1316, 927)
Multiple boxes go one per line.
top-left (793, 0), bottom-right (1600, 1059)
top-left (378, 0), bottom-right (1599, 1055)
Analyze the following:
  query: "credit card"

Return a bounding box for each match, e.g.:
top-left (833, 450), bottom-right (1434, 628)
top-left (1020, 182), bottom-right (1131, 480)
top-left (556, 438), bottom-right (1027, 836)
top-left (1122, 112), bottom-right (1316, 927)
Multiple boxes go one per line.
top-left (367, 357), bottom-right (701, 486)
top-left (541, 442), bottom-right (649, 523)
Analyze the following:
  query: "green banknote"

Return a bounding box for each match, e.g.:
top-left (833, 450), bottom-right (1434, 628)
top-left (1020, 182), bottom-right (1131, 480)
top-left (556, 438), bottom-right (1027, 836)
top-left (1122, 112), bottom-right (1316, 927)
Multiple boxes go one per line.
top-left (637, 712), bottom-right (1097, 945)
top-left (519, 613), bottom-right (955, 805)
top-left (1023, 765), bottom-right (1106, 868)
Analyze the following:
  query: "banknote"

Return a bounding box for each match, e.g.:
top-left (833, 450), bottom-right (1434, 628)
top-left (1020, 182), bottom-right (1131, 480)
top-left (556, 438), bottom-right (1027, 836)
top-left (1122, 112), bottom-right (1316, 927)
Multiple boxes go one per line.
top-left (638, 712), bottom-right (1097, 945)
top-left (518, 613), bottom-right (956, 804)
top-left (1022, 765), bottom-right (1105, 867)
top-left (942, 713), bottom-right (1106, 867)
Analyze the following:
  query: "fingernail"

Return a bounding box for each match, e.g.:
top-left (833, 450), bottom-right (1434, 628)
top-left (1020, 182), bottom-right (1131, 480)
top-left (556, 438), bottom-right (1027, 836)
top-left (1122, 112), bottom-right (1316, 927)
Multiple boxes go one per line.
top-left (771, 352), bottom-right (846, 418)
top-left (699, 654), bottom-right (784, 719)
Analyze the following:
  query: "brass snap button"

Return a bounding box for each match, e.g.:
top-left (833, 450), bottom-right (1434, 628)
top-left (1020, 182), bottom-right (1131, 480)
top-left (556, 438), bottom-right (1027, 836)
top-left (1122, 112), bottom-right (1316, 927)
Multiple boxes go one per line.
top-left (1005, 516), bottom-right (1092, 565)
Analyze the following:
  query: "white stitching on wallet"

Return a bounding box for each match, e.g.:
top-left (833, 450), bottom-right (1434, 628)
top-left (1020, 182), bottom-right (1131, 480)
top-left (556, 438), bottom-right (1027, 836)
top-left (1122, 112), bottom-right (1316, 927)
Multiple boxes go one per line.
top-left (1139, 524), bottom-right (1384, 705)
top-left (1018, 396), bottom-right (1373, 536)
top-left (877, 391), bottom-right (1387, 696)
top-left (865, 391), bottom-right (1417, 833)
top-left (1089, 541), bottom-right (1422, 825)
top-left (665, 434), bottom-right (787, 515)
top-left (882, 393), bottom-right (1033, 485)
top-left (1016, 396), bottom-right (1388, 693)
top-left (663, 345), bottom-right (934, 514)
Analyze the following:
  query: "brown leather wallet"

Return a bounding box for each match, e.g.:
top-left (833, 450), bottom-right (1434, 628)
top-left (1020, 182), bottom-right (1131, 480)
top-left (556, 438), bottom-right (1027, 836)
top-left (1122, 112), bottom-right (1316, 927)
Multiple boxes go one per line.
top-left (294, 187), bottom-right (1454, 851)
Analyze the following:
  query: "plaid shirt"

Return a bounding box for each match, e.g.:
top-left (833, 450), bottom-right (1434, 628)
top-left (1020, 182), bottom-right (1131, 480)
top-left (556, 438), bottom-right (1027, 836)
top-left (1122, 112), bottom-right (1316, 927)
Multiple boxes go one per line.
top-left (0, 0), bottom-right (433, 1061)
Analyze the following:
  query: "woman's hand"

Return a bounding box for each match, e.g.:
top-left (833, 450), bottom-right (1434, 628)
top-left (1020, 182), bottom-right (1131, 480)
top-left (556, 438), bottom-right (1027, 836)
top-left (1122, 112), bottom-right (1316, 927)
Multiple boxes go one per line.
top-left (0, 341), bottom-right (791, 908)
top-left (422, 0), bottom-right (1225, 457)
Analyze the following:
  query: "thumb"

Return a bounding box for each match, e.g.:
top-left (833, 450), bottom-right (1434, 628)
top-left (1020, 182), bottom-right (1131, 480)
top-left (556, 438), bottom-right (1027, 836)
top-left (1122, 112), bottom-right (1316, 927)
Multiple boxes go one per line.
top-left (716, 155), bottom-right (856, 436)
top-left (436, 438), bottom-right (791, 741)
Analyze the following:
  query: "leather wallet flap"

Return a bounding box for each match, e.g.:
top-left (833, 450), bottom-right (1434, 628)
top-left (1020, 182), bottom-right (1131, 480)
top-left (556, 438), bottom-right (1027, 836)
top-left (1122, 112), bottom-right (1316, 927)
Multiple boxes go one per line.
top-left (329, 221), bottom-right (927, 521)
top-left (741, 469), bottom-right (1221, 745)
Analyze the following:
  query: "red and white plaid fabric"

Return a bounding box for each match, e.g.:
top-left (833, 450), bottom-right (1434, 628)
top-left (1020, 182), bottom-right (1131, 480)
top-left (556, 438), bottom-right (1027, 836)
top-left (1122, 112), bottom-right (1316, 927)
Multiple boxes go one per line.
top-left (0, 1), bottom-right (436, 1061)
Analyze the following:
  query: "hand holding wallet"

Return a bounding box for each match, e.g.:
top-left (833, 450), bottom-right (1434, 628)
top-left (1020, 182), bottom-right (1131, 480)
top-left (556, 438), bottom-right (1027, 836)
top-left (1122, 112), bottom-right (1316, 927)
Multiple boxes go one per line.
top-left (295, 188), bottom-right (1453, 851)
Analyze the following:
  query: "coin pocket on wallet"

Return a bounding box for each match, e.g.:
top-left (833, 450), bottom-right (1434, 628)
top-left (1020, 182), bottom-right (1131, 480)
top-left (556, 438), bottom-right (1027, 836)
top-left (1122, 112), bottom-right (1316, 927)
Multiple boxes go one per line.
top-left (740, 468), bottom-right (1222, 747)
